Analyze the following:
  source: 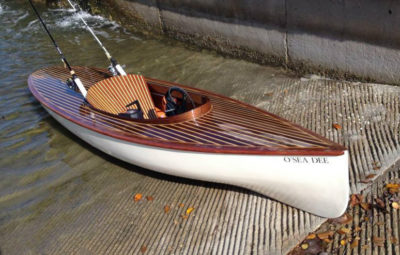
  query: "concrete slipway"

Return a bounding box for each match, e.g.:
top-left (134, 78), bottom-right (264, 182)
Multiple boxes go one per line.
top-left (2, 74), bottom-right (400, 254)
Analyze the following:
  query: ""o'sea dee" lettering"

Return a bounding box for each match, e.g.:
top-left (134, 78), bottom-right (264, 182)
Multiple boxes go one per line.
top-left (283, 157), bottom-right (329, 164)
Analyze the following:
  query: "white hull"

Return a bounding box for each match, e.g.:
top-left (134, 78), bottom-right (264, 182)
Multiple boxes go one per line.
top-left (46, 107), bottom-right (349, 218)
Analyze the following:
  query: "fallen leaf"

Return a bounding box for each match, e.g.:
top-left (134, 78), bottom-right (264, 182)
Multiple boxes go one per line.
top-left (306, 233), bottom-right (316, 240)
top-left (264, 92), bottom-right (274, 97)
top-left (140, 245), bottom-right (147, 253)
top-left (301, 243), bottom-right (309, 250)
top-left (350, 238), bottom-right (359, 249)
top-left (178, 203), bottom-right (184, 208)
top-left (146, 196), bottom-right (154, 201)
top-left (360, 179), bottom-right (372, 184)
top-left (134, 193), bottom-right (143, 202)
top-left (340, 239), bottom-right (347, 246)
top-left (373, 236), bottom-right (385, 247)
top-left (181, 214), bottom-right (188, 220)
top-left (317, 231), bottom-right (334, 240)
top-left (392, 202), bottom-right (399, 209)
top-left (322, 238), bottom-right (332, 243)
top-left (332, 123), bottom-right (342, 130)
top-left (360, 203), bottom-right (371, 211)
top-left (283, 89), bottom-right (288, 94)
top-left (375, 198), bottom-right (385, 209)
top-left (337, 227), bottom-right (351, 235)
top-left (391, 236), bottom-right (398, 244)
top-left (365, 174), bottom-right (376, 179)
top-left (386, 183), bottom-right (400, 189)
top-left (354, 226), bottom-right (362, 232)
top-left (361, 244), bottom-right (369, 250)
top-left (186, 207), bottom-right (194, 215)
top-left (389, 188), bottom-right (399, 194)
top-left (329, 213), bottom-right (353, 224)
top-left (376, 221), bottom-right (385, 226)
top-left (164, 205), bottom-right (170, 213)
top-left (350, 194), bottom-right (363, 207)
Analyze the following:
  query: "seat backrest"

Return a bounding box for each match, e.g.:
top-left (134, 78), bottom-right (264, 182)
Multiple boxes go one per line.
top-left (86, 74), bottom-right (157, 120)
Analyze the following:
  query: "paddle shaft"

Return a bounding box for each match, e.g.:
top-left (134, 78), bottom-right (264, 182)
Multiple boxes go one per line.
top-left (27, 0), bottom-right (87, 97)
top-left (65, 0), bottom-right (127, 76)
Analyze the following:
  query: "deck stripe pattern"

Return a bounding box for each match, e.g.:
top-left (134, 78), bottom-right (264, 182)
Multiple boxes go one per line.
top-left (28, 66), bottom-right (345, 155)
top-left (86, 74), bottom-right (158, 119)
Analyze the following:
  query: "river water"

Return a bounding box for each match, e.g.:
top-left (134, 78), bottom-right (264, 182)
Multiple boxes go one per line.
top-left (0, 0), bottom-right (297, 253)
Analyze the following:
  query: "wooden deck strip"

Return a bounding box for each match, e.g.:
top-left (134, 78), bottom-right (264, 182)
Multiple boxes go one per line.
top-left (28, 66), bottom-right (346, 155)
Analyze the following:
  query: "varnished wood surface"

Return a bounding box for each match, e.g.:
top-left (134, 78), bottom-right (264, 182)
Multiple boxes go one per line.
top-left (86, 74), bottom-right (158, 119)
top-left (28, 66), bottom-right (346, 155)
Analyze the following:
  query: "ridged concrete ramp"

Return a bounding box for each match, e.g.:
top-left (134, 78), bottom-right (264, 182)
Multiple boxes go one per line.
top-left (1, 78), bottom-right (400, 254)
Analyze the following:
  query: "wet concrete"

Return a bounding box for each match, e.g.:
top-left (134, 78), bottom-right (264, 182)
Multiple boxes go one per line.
top-left (290, 162), bottom-right (400, 255)
top-left (3, 75), bottom-right (400, 254)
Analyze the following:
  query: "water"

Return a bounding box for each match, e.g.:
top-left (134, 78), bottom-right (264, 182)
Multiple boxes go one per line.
top-left (0, 0), bottom-right (296, 252)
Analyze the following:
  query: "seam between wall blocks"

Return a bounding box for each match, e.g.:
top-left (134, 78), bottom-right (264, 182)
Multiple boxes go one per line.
top-left (155, 0), bottom-right (165, 34)
top-left (284, 0), bottom-right (289, 66)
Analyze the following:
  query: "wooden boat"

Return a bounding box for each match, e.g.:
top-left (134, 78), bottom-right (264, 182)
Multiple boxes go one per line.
top-left (28, 66), bottom-right (349, 218)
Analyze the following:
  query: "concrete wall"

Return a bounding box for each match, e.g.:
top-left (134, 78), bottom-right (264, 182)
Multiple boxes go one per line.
top-left (96, 0), bottom-right (400, 85)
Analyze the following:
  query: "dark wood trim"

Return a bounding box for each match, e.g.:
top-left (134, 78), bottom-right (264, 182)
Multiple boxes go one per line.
top-left (28, 66), bottom-right (347, 156)
top-left (145, 78), bottom-right (347, 151)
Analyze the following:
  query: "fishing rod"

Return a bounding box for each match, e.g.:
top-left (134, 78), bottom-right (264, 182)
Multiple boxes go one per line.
top-left (65, 0), bottom-right (127, 76)
top-left (27, 0), bottom-right (88, 97)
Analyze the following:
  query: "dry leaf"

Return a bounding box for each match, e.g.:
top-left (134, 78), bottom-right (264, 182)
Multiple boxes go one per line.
top-left (360, 179), bottom-right (372, 184)
top-left (389, 188), bottom-right (399, 194)
top-left (354, 226), bottom-right (362, 232)
top-left (264, 92), bottom-right (274, 97)
top-left (350, 194), bottom-right (363, 207)
top-left (317, 231), bottom-right (334, 240)
top-left (392, 202), bottom-right (399, 209)
top-left (140, 245), bottom-right (147, 253)
top-left (350, 239), bottom-right (359, 249)
top-left (386, 183), bottom-right (400, 189)
top-left (366, 174), bottom-right (376, 179)
top-left (164, 205), bottom-right (170, 213)
top-left (332, 123), bottom-right (342, 130)
top-left (306, 233), bottom-right (316, 240)
top-left (391, 236), bottom-right (398, 244)
top-left (375, 198), bottom-right (385, 209)
top-left (361, 244), bottom-right (369, 250)
top-left (283, 89), bottom-right (288, 94)
top-left (337, 227), bottom-right (351, 235)
top-left (134, 193), bottom-right (143, 202)
top-left (146, 196), bottom-right (154, 201)
top-left (301, 243), bottom-right (309, 250)
top-left (181, 214), bottom-right (188, 220)
top-left (178, 203), bottom-right (184, 208)
top-left (322, 238), bottom-right (332, 243)
top-left (376, 221), bottom-right (385, 226)
top-left (329, 213), bottom-right (353, 224)
top-left (360, 203), bottom-right (371, 211)
top-left (340, 239), bottom-right (347, 246)
top-left (186, 207), bottom-right (194, 215)
top-left (373, 236), bottom-right (385, 247)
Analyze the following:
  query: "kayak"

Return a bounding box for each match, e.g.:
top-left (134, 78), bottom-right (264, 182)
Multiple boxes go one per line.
top-left (28, 66), bottom-right (349, 218)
